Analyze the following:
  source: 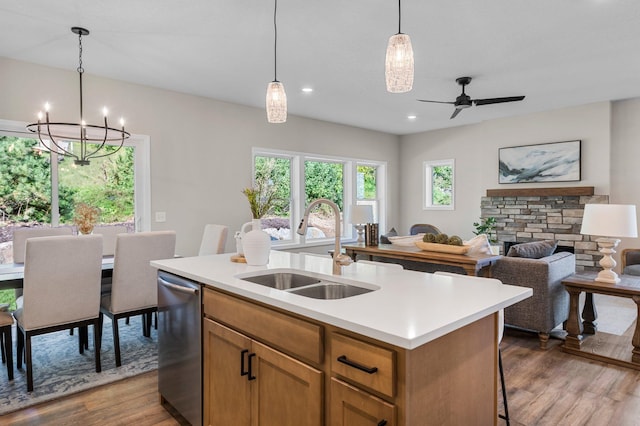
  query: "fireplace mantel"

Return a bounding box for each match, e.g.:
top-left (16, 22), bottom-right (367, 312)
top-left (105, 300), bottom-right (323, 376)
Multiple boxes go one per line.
top-left (486, 186), bottom-right (594, 197)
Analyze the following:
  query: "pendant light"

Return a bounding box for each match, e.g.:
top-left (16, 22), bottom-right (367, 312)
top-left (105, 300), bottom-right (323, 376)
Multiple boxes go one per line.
top-left (385, 0), bottom-right (414, 93)
top-left (266, 0), bottom-right (287, 123)
top-left (26, 27), bottom-right (130, 165)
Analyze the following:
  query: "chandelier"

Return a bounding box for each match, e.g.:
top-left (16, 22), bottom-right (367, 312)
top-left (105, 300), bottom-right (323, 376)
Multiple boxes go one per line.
top-left (266, 0), bottom-right (287, 123)
top-left (385, 0), bottom-right (414, 93)
top-left (26, 27), bottom-right (130, 166)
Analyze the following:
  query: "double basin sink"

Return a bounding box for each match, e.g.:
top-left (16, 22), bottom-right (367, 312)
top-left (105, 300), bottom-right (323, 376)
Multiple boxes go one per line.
top-left (237, 270), bottom-right (378, 300)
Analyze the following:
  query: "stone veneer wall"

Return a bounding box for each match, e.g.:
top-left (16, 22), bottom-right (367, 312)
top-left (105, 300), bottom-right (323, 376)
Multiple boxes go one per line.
top-left (480, 192), bottom-right (609, 271)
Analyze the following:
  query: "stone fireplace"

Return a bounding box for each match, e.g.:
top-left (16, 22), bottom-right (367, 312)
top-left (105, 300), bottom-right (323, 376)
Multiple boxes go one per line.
top-left (480, 186), bottom-right (607, 271)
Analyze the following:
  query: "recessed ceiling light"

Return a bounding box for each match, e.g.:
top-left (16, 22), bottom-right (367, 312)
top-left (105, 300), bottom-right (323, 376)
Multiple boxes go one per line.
top-left (407, 115), bottom-right (417, 120)
top-left (302, 87), bottom-right (313, 93)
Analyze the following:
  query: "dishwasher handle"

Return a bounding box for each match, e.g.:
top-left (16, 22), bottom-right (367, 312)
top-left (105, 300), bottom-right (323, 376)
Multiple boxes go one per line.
top-left (158, 276), bottom-right (200, 296)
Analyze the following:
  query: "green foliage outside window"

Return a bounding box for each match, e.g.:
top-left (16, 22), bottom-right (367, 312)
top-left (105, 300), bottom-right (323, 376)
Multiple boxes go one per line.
top-left (432, 165), bottom-right (452, 205)
top-left (304, 161), bottom-right (344, 211)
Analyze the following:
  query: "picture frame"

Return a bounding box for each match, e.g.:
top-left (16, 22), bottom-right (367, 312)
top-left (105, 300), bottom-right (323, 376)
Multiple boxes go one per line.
top-left (498, 140), bottom-right (581, 184)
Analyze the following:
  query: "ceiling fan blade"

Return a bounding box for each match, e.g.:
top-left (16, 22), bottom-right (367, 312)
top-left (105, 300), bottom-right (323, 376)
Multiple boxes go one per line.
top-left (473, 96), bottom-right (525, 106)
top-left (417, 99), bottom-right (456, 105)
top-left (450, 108), bottom-right (462, 119)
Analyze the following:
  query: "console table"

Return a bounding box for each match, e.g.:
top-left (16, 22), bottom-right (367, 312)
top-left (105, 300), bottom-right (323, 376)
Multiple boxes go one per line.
top-left (342, 243), bottom-right (501, 276)
top-left (562, 273), bottom-right (640, 370)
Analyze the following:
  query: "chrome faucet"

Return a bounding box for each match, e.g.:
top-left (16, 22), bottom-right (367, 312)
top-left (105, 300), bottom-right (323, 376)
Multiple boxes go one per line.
top-left (297, 198), bottom-right (353, 275)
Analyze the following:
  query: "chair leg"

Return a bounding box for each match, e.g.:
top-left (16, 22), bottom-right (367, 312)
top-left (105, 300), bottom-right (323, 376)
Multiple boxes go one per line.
top-left (94, 319), bottom-right (102, 373)
top-left (1, 326), bottom-right (13, 380)
top-left (154, 311), bottom-right (158, 330)
top-left (1, 328), bottom-right (6, 364)
top-left (25, 333), bottom-right (33, 392)
top-left (16, 327), bottom-right (23, 370)
top-left (112, 317), bottom-right (122, 367)
top-left (498, 349), bottom-right (510, 425)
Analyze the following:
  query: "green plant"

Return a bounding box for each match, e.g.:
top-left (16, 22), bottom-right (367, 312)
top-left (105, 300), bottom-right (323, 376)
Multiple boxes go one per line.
top-left (242, 182), bottom-right (277, 219)
top-left (473, 216), bottom-right (498, 243)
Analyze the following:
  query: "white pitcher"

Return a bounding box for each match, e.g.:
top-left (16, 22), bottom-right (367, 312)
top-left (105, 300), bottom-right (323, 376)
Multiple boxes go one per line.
top-left (241, 219), bottom-right (271, 265)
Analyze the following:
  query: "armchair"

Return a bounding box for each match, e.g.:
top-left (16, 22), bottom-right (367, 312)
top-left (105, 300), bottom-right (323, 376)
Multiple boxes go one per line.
top-left (621, 248), bottom-right (640, 276)
top-left (491, 251), bottom-right (576, 349)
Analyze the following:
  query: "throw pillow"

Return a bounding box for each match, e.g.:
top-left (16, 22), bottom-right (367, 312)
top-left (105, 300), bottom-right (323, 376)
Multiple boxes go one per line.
top-left (463, 234), bottom-right (492, 255)
top-left (379, 227), bottom-right (398, 244)
top-left (506, 240), bottom-right (557, 259)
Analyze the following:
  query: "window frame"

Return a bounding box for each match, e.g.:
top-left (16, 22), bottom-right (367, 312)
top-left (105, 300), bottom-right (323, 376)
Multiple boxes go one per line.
top-left (253, 147), bottom-right (387, 248)
top-left (0, 118), bottom-right (151, 231)
top-left (423, 158), bottom-right (455, 211)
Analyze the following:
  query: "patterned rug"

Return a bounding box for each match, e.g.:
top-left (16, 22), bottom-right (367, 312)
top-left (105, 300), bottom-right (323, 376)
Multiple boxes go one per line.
top-left (0, 315), bottom-right (157, 415)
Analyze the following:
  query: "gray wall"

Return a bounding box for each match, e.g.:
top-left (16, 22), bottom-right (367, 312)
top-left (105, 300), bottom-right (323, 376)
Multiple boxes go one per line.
top-left (0, 58), bottom-right (401, 256)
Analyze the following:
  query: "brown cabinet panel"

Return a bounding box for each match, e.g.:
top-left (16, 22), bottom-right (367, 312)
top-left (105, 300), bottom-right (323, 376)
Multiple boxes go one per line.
top-left (203, 319), bottom-right (251, 426)
top-left (331, 332), bottom-right (395, 398)
top-left (330, 378), bottom-right (396, 426)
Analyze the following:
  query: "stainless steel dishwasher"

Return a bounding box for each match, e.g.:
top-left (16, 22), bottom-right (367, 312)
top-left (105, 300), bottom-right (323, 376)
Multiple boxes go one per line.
top-left (157, 271), bottom-right (202, 426)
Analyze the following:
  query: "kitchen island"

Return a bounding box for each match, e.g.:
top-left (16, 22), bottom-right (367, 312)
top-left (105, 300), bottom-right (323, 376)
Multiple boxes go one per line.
top-left (152, 251), bottom-right (531, 425)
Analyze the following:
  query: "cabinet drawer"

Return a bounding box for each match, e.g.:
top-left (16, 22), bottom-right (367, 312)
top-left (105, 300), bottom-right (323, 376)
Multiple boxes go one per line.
top-left (330, 378), bottom-right (396, 426)
top-left (203, 288), bottom-right (323, 365)
top-left (331, 332), bottom-right (395, 398)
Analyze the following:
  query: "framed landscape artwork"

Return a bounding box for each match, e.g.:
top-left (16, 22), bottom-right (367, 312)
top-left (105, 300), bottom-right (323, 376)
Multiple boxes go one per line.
top-left (498, 140), bottom-right (581, 184)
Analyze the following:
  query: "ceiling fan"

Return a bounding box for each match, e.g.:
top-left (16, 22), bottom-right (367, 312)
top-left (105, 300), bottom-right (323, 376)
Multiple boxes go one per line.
top-left (417, 77), bottom-right (525, 119)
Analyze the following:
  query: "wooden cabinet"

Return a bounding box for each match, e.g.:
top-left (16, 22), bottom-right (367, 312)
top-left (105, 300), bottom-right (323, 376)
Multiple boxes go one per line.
top-left (203, 313), bottom-right (322, 426)
top-left (203, 287), bottom-right (498, 425)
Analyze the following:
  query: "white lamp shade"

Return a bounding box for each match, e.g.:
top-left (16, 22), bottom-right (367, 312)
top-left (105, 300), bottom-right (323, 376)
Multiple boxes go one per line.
top-left (266, 81), bottom-right (287, 123)
top-left (385, 33), bottom-right (414, 93)
top-left (580, 204), bottom-right (638, 238)
top-left (350, 205), bottom-right (373, 224)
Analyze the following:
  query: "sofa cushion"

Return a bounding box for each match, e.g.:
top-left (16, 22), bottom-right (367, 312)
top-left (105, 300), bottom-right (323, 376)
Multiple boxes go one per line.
top-left (379, 227), bottom-right (398, 244)
top-left (624, 264), bottom-right (640, 276)
top-left (507, 240), bottom-right (557, 259)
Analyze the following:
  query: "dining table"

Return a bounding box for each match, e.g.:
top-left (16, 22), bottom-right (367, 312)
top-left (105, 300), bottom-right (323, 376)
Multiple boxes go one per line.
top-left (0, 257), bottom-right (114, 290)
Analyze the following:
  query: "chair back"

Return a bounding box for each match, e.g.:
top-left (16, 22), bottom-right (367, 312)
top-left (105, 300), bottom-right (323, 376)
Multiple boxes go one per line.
top-left (434, 271), bottom-right (505, 343)
top-left (93, 225), bottom-right (128, 256)
top-left (12, 227), bottom-right (73, 263)
top-left (198, 224), bottom-right (228, 256)
top-left (22, 235), bottom-right (103, 330)
top-left (110, 231), bottom-right (176, 314)
top-left (409, 224), bottom-right (441, 236)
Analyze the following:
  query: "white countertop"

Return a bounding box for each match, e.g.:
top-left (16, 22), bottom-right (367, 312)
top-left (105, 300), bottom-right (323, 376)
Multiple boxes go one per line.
top-left (151, 251), bottom-right (531, 350)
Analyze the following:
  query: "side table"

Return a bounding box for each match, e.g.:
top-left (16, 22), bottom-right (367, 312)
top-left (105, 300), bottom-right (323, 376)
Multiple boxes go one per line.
top-left (562, 273), bottom-right (640, 370)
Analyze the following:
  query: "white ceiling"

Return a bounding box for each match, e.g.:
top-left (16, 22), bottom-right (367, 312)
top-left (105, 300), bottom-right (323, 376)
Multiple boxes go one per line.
top-left (1, 0), bottom-right (639, 135)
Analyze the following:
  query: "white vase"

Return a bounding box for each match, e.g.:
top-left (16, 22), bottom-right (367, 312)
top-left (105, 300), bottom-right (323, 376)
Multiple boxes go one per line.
top-left (242, 219), bottom-right (271, 265)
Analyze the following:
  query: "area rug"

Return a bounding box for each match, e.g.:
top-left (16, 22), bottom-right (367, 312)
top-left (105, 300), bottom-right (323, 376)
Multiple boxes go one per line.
top-left (0, 315), bottom-right (157, 415)
top-left (592, 293), bottom-right (637, 336)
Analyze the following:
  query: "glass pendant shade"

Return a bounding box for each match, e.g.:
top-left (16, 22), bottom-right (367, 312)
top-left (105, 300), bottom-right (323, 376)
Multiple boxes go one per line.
top-left (266, 81), bottom-right (287, 123)
top-left (385, 33), bottom-right (414, 93)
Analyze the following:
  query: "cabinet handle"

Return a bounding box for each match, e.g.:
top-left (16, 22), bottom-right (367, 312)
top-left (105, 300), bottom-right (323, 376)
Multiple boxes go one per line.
top-left (248, 353), bottom-right (257, 381)
top-left (240, 349), bottom-right (249, 377)
top-left (377, 421), bottom-right (388, 426)
top-left (337, 355), bottom-right (378, 374)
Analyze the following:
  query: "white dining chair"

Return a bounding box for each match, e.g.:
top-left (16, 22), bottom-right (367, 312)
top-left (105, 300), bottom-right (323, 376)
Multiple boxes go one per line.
top-left (100, 231), bottom-right (176, 367)
top-left (434, 271), bottom-right (509, 424)
top-left (357, 259), bottom-right (404, 269)
top-left (198, 224), bottom-right (228, 256)
top-left (14, 234), bottom-right (103, 392)
top-left (93, 225), bottom-right (128, 256)
top-left (12, 227), bottom-right (74, 264)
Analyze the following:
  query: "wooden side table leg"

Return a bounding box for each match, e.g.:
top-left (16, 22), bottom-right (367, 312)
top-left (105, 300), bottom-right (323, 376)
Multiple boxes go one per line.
top-left (564, 287), bottom-right (584, 350)
top-left (582, 292), bottom-right (598, 334)
top-left (632, 295), bottom-right (640, 364)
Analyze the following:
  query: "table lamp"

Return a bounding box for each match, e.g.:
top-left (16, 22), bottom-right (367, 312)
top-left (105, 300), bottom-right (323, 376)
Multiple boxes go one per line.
top-left (350, 205), bottom-right (373, 243)
top-left (580, 204), bottom-right (638, 283)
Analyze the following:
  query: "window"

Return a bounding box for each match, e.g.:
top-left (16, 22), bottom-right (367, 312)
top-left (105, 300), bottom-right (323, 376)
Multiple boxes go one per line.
top-left (252, 148), bottom-right (386, 247)
top-left (0, 118), bottom-right (150, 263)
top-left (423, 159), bottom-right (454, 210)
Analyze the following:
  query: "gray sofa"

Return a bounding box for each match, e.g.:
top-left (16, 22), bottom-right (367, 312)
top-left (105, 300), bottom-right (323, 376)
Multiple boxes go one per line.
top-left (491, 251), bottom-right (576, 349)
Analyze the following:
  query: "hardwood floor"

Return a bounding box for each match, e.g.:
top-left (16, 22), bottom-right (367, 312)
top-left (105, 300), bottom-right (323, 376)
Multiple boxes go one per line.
top-left (3, 327), bottom-right (640, 425)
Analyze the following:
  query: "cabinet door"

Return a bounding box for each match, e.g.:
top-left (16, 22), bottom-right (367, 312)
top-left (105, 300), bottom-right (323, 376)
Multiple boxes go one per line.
top-left (251, 340), bottom-right (323, 426)
top-left (203, 319), bottom-right (252, 426)
top-left (330, 378), bottom-right (395, 426)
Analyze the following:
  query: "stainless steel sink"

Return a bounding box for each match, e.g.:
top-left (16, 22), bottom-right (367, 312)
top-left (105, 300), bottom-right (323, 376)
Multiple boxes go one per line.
top-left (240, 272), bottom-right (321, 290)
top-left (288, 283), bottom-right (374, 299)
top-left (237, 270), bottom-right (378, 300)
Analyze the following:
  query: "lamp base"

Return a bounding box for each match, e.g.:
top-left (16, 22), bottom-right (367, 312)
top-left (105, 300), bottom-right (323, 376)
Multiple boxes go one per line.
top-left (594, 238), bottom-right (621, 284)
top-left (355, 224), bottom-right (365, 243)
